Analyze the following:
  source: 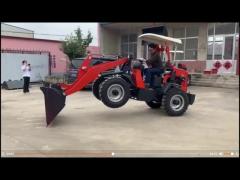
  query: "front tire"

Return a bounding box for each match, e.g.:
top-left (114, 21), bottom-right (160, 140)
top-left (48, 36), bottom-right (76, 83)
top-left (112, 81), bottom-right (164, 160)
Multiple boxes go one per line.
top-left (162, 88), bottom-right (189, 116)
top-left (99, 77), bottom-right (130, 108)
top-left (92, 77), bottom-right (105, 100)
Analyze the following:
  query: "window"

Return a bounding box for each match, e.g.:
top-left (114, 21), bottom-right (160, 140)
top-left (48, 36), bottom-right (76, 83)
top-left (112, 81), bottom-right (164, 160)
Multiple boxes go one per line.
top-left (121, 44), bottom-right (128, 57)
top-left (175, 39), bottom-right (185, 50)
top-left (186, 38), bottom-right (198, 49)
top-left (121, 35), bottom-right (128, 43)
top-left (186, 26), bottom-right (199, 37)
top-left (214, 36), bottom-right (224, 60)
top-left (235, 34), bottom-right (239, 60)
top-left (208, 23), bottom-right (214, 36)
top-left (50, 55), bottom-right (56, 68)
top-left (207, 36), bottom-right (213, 60)
top-left (185, 38), bottom-right (198, 59)
top-left (237, 23), bottom-right (239, 34)
top-left (173, 25), bottom-right (199, 60)
top-left (129, 43), bottom-right (137, 59)
top-left (235, 23), bottom-right (239, 60)
top-left (185, 50), bottom-right (197, 59)
top-left (175, 53), bottom-right (184, 60)
top-left (173, 28), bottom-right (185, 38)
top-left (215, 23), bottom-right (235, 35)
top-left (224, 36), bottom-right (234, 59)
top-left (129, 34), bottom-right (137, 42)
top-left (207, 23), bottom-right (239, 60)
top-left (121, 34), bottom-right (137, 59)
top-left (175, 39), bottom-right (184, 60)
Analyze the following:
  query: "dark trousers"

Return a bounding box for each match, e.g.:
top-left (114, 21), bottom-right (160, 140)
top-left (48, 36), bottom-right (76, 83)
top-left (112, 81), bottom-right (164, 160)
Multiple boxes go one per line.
top-left (144, 68), bottom-right (164, 87)
top-left (23, 76), bottom-right (30, 93)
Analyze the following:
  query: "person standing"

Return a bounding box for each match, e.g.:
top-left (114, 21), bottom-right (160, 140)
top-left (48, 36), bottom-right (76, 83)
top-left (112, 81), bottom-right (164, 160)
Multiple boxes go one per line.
top-left (21, 60), bottom-right (31, 93)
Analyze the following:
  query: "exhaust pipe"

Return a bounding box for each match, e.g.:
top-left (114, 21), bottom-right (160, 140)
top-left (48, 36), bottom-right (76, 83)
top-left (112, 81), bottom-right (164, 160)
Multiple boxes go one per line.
top-left (40, 85), bottom-right (66, 126)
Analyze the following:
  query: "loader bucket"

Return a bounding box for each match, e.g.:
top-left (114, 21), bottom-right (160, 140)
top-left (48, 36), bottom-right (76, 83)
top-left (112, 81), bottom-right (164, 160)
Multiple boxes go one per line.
top-left (40, 86), bottom-right (66, 126)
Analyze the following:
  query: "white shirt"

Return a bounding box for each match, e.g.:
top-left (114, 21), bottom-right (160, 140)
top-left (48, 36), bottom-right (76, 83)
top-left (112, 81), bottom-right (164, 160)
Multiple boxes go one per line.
top-left (21, 65), bottom-right (31, 77)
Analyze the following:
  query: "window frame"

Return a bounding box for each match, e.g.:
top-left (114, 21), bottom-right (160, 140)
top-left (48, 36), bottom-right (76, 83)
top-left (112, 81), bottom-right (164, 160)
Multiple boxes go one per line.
top-left (207, 23), bottom-right (239, 60)
top-left (173, 27), bottom-right (199, 60)
top-left (121, 34), bottom-right (137, 59)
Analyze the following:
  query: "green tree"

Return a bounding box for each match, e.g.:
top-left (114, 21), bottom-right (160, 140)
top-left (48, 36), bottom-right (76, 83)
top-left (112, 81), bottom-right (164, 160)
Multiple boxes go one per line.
top-left (62, 27), bottom-right (93, 60)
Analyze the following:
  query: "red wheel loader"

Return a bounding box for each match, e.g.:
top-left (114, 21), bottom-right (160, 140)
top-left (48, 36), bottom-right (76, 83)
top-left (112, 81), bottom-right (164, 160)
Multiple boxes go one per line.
top-left (40, 33), bottom-right (195, 126)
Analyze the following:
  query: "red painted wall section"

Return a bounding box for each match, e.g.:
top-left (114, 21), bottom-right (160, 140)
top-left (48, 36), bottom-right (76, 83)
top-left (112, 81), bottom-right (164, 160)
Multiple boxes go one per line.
top-left (1, 36), bottom-right (69, 73)
top-left (175, 60), bottom-right (206, 73)
top-left (1, 36), bottom-right (101, 74)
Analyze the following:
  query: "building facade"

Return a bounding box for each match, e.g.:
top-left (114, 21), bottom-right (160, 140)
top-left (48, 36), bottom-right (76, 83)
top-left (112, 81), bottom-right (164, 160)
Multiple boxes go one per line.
top-left (86, 46), bottom-right (100, 55)
top-left (99, 23), bottom-right (239, 75)
top-left (1, 24), bottom-right (100, 83)
top-left (1, 36), bottom-right (69, 74)
top-left (1, 23), bottom-right (34, 38)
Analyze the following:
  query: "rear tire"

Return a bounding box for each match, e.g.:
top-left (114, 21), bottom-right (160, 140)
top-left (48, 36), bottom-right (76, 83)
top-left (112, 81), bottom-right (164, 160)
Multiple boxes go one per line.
top-left (145, 101), bottom-right (161, 108)
top-left (99, 77), bottom-right (130, 108)
top-left (162, 88), bottom-right (189, 116)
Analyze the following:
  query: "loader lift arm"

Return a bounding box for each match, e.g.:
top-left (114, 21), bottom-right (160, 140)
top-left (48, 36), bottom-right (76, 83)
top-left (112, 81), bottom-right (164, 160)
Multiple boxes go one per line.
top-left (40, 55), bottom-right (128, 126)
top-left (61, 55), bottom-right (128, 96)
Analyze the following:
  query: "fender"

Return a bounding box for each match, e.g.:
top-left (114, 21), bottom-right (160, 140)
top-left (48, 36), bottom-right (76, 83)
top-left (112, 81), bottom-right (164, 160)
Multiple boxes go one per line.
top-left (163, 67), bottom-right (188, 93)
top-left (132, 69), bottom-right (145, 89)
top-left (121, 73), bottom-right (135, 87)
top-left (101, 72), bottom-right (136, 88)
top-left (162, 83), bottom-right (181, 94)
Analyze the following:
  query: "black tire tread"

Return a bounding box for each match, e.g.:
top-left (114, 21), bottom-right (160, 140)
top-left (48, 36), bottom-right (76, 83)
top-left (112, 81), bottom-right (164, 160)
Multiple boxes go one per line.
top-left (99, 77), bottom-right (130, 108)
top-left (162, 88), bottom-right (189, 116)
top-left (92, 77), bottom-right (105, 100)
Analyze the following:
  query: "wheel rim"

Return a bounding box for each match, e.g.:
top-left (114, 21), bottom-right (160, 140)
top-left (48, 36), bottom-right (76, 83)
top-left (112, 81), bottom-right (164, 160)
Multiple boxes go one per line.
top-left (170, 94), bottom-right (184, 111)
top-left (107, 84), bottom-right (125, 102)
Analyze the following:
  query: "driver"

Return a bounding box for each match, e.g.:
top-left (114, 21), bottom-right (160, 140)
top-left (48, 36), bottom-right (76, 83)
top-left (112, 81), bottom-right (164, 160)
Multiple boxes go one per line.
top-left (144, 43), bottom-right (164, 88)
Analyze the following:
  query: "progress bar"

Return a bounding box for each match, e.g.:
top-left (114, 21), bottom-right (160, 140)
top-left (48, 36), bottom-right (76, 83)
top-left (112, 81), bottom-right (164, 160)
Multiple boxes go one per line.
top-left (1, 150), bottom-right (239, 157)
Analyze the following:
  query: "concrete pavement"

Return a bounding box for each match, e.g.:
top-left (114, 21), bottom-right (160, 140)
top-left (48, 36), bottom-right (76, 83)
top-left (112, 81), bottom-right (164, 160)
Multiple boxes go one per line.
top-left (1, 85), bottom-right (239, 157)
